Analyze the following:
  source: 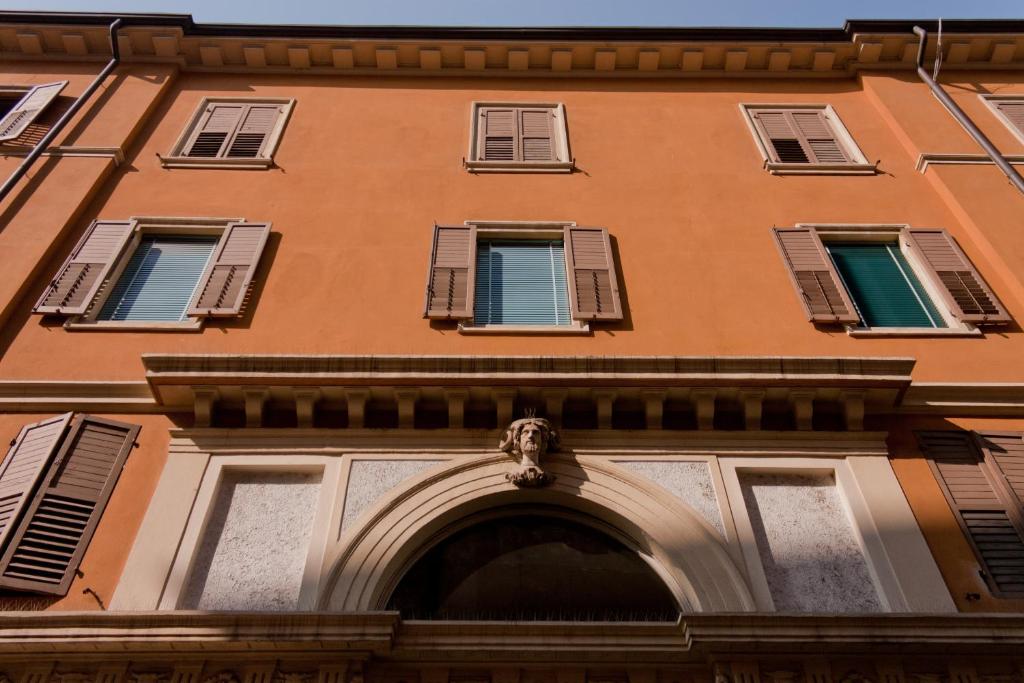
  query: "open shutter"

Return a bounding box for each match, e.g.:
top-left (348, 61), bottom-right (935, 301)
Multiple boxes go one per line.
top-left (772, 228), bottom-right (859, 323)
top-left (0, 414), bottom-right (72, 554)
top-left (0, 81), bottom-right (67, 142)
top-left (919, 431), bottom-right (1024, 596)
top-left (33, 220), bottom-right (135, 315)
top-left (790, 111), bottom-right (849, 164)
top-left (187, 222), bottom-right (270, 317)
top-left (478, 107), bottom-right (518, 161)
top-left (564, 226), bottom-right (622, 321)
top-left (424, 225), bottom-right (476, 319)
top-left (183, 103), bottom-right (245, 158)
top-left (902, 228), bottom-right (1010, 324)
top-left (0, 416), bottom-right (139, 595)
top-left (225, 104), bottom-right (281, 158)
top-left (994, 101), bottom-right (1024, 136)
top-left (519, 108), bottom-right (556, 161)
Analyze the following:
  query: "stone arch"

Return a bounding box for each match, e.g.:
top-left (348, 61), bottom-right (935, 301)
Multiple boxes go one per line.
top-left (319, 453), bottom-right (756, 612)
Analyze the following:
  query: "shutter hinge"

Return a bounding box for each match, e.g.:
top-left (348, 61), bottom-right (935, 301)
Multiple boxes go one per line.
top-left (8, 439), bottom-right (15, 447)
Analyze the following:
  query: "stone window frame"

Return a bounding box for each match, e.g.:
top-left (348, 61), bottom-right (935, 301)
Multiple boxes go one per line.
top-left (980, 94), bottom-right (1024, 147)
top-left (465, 101), bottom-right (573, 173)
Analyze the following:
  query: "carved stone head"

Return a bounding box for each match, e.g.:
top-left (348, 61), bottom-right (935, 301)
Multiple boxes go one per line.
top-left (499, 416), bottom-right (559, 487)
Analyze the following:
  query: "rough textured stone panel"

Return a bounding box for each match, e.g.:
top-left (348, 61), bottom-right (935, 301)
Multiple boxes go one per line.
top-left (181, 471), bottom-right (322, 610)
top-left (341, 459), bottom-right (442, 531)
top-left (616, 460), bottom-right (725, 536)
top-left (740, 471), bottom-right (882, 612)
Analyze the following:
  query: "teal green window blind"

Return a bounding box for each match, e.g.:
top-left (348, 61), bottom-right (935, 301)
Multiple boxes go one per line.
top-left (97, 235), bottom-right (217, 322)
top-left (826, 243), bottom-right (946, 328)
top-left (474, 240), bottom-right (571, 325)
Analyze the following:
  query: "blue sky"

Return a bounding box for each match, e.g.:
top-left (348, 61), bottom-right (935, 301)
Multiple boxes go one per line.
top-left (0, 0), bottom-right (1020, 26)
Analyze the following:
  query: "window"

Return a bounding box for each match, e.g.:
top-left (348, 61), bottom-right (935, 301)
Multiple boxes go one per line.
top-left (0, 81), bottom-right (66, 142)
top-left (465, 102), bottom-right (572, 172)
top-left (162, 97), bottom-right (294, 169)
top-left (741, 104), bottom-right (875, 174)
top-left (0, 413), bottom-right (140, 595)
top-left (982, 95), bottom-right (1024, 145)
top-left (773, 225), bottom-right (1010, 334)
top-left (424, 222), bottom-right (622, 332)
top-left (32, 217), bottom-right (270, 330)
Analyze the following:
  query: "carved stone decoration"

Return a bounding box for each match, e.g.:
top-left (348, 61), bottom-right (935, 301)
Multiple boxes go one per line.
top-left (840, 674), bottom-right (874, 683)
top-left (275, 674), bottom-right (314, 683)
top-left (0, 673), bottom-right (12, 683)
top-left (53, 673), bottom-right (94, 683)
top-left (499, 415), bottom-right (560, 487)
top-left (128, 672), bottom-right (171, 683)
top-left (203, 673), bottom-right (240, 683)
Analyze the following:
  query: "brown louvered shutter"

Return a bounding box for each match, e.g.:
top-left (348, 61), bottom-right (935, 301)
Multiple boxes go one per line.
top-left (33, 220), bottom-right (135, 315)
top-left (564, 226), bottom-right (622, 321)
top-left (0, 81), bottom-right (67, 142)
top-left (919, 431), bottom-right (1024, 596)
top-left (478, 107), bottom-right (517, 161)
top-left (994, 101), bottom-right (1024, 136)
top-left (0, 414), bottom-right (72, 553)
top-left (424, 225), bottom-right (476, 319)
top-left (183, 103), bottom-right (245, 158)
top-left (0, 416), bottom-right (139, 595)
top-left (188, 222), bottom-right (270, 317)
top-left (772, 228), bottom-right (859, 323)
top-left (225, 104), bottom-right (281, 158)
top-left (902, 228), bottom-right (1011, 324)
top-left (752, 109), bottom-right (849, 164)
top-left (519, 108), bottom-right (556, 161)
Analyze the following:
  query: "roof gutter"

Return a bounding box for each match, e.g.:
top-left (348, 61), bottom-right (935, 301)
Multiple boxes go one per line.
top-left (0, 18), bottom-right (122, 207)
top-left (912, 25), bottom-right (1024, 197)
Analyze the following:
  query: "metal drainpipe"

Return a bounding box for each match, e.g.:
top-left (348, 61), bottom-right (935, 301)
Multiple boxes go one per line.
top-left (0, 18), bottom-right (122, 206)
top-left (912, 25), bottom-right (1024, 196)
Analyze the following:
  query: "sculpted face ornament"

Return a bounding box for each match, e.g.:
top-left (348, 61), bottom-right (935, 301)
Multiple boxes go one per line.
top-left (499, 415), bottom-right (559, 487)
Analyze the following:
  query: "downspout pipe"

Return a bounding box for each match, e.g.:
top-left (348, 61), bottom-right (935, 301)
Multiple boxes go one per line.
top-left (913, 25), bottom-right (1024, 196)
top-left (0, 18), bottom-right (122, 205)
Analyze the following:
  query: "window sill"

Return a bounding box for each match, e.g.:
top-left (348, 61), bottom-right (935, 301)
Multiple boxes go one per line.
top-left (464, 160), bottom-right (574, 174)
top-left (159, 155), bottom-right (274, 170)
top-left (845, 326), bottom-right (981, 338)
top-left (458, 322), bottom-right (590, 335)
top-left (64, 319), bottom-right (204, 332)
top-left (766, 161), bottom-right (878, 175)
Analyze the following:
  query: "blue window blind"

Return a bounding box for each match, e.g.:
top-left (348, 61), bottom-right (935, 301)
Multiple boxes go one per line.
top-left (827, 243), bottom-right (947, 328)
top-left (97, 235), bottom-right (217, 322)
top-left (474, 240), bottom-right (571, 325)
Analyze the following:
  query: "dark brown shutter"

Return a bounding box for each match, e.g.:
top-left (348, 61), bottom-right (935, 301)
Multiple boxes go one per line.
top-left (183, 103), bottom-right (245, 158)
top-left (994, 101), bottom-right (1024, 136)
top-left (0, 416), bottom-right (139, 595)
top-left (919, 431), bottom-right (1024, 596)
top-left (0, 81), bottom-right (67, 142)
top-left (0, 414), bottom-right (72, 553)
top-left (902, 228), bottom-right (1011, 324)
top-left (519, 108), bottom-right (556, 161)
top-left (33, 220), bottom-right (135, 315)
top-left (424, 225), bottom-right (476, 319)
top-left (225, 104), bottom-right (281, 158)
top-left (751, 109), bottom-right (849, 164)
top-left (772, 228), bottom-right (859, 323)
top-left (188, 222), bottom-right (270, 317)
top-left (478, 107), bottom-right (517, 161)
top-left (564, 226), bottom-right (622, 321)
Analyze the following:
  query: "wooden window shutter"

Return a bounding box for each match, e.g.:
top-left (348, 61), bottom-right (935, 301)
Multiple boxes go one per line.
top-left (902, 228), bottom-right (1011, 324)
top-left (187, 222), bottom-right (270, 317)
top-left (0, 415), bottom-right (139, 595)
top-left (424, 225), bottom-right (476, 319)
top-left (0, 414), bottom-right (73, 553)
top-left (994, 101), bottom-right (1024, 136)
top-left (478, 107), bottom-right (517, 161)
top-left (225, 104), bottom-right (281, 158)
top-left (183, 103), bottom-right (245, 158)
top-left (0, 81), bottom-right (67, 142)
top-left (33, 220), bottom-right (136, 315)
top-left (919, 431), bottom-right (1024, 596)
top-left (519, 108), bottom-right (556, 161)
top-left (772, 228), bottom-right (859, 323)
top-left (751, 109), bottom-right (849, 164)
top-left (564, 226), bottom-right (622, 321)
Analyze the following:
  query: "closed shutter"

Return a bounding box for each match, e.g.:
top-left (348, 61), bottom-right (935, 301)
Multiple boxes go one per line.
top-left (33, 220), bottom-right (136, 315)
top-left (902, 228), bottom-right (1011, 324)
top-left (0, 414), bottom-right (72, 553)
top-left (225, 104), bottom-right (281, 158)
top-left (919, 431), bottom-right (1024, 596)
top-left (751, 109), bottom-right (849, 164)
top-left (519, 108), bottom-right (556, 161)
top-left (478, 107), bottom-right (517, 161)
top-left (772, 228), bottom-right (859, 323)
top-left (994, 100), bottom-right (1024, 136)
top-left (0, 81), bottom-right (67, 142)
top-left (564, 227), bottom-right (622, 321)
top-left (424, 225), bottom-right (476, 319)
top-left (183, 103), bottom-right (244, 158)
top-left (188, 222), bottom-right (270, 317)
top-left (0, 415), bottom-right (139, 595)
